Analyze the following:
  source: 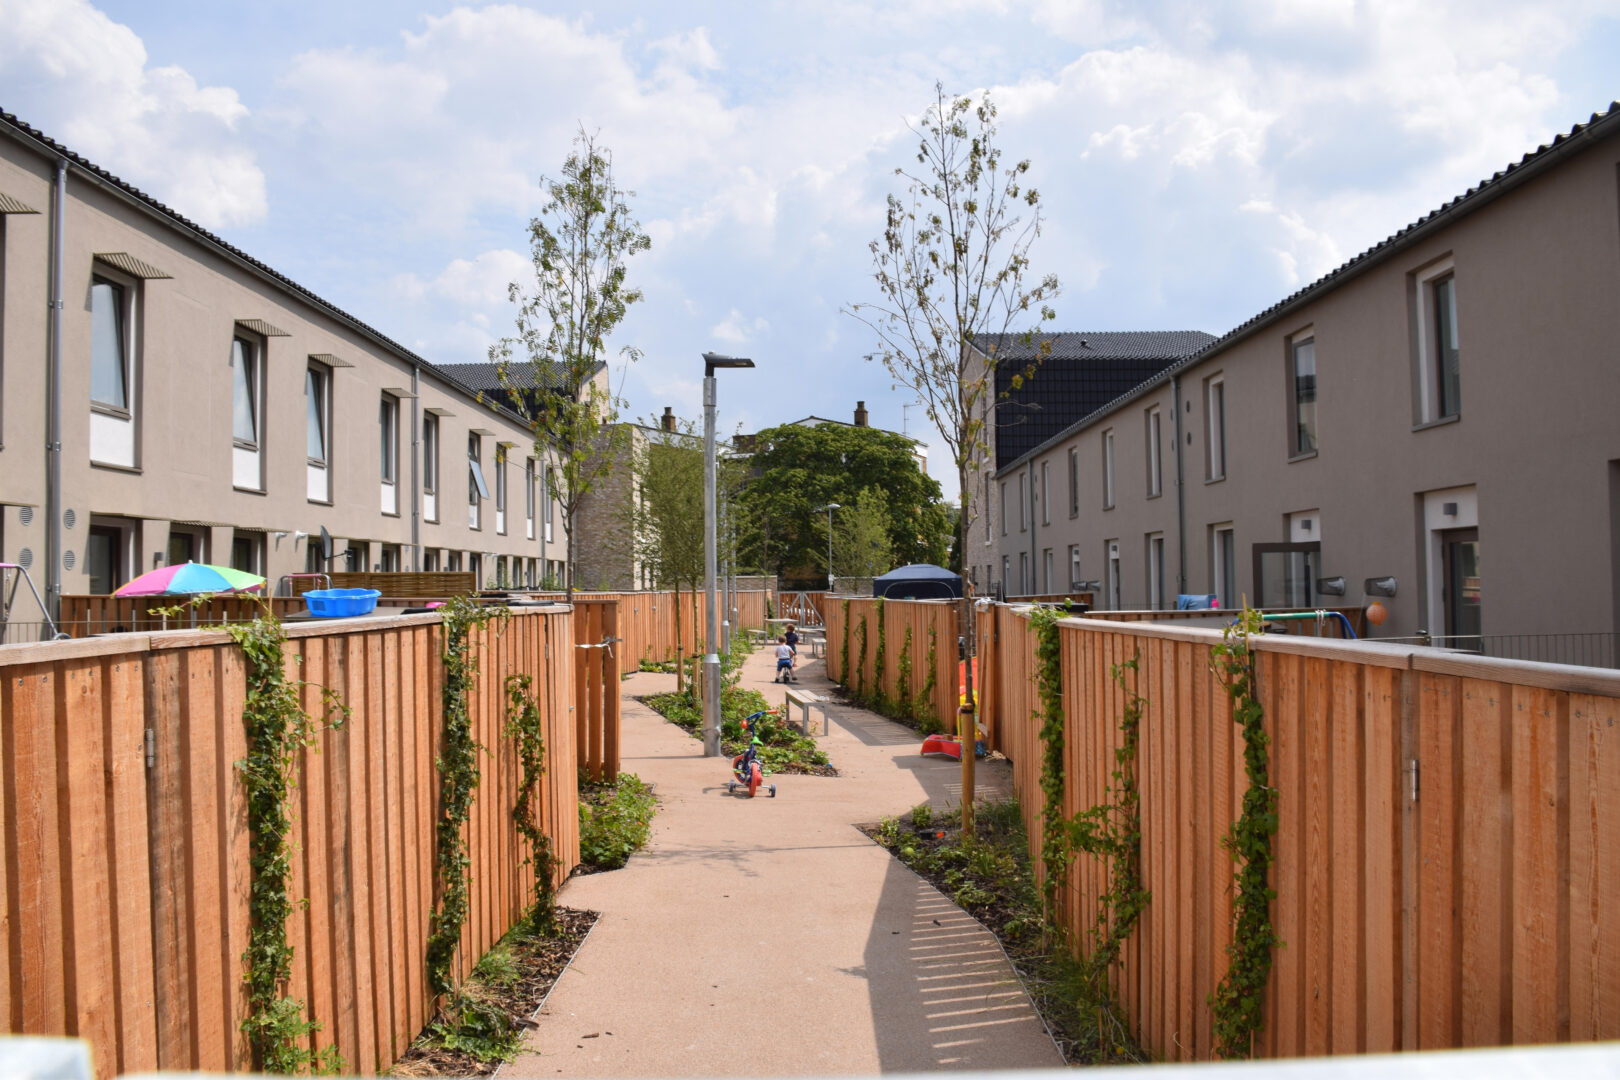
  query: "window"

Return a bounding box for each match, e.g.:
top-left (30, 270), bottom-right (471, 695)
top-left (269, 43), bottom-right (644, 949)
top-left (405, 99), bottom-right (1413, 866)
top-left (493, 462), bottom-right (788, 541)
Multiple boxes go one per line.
top-left (1290, 335), bottom-right (1317, 455)
top-left (468, 434), bottom-right (488, 529)
top-left (447, 551), bottom-right (462, 572)
top-left (305, 530), bottom-right (324, 573)
top-left (1042, 548), bottom-right (1053, 594)
top-left (1102, 429), bottom-right (1115, 509)
top-left (1253, 542), bottom-right (1319, 608)
top-left (1019, 552), bottom-right (1029, 595)
top-left (1018, 472), bottom-right (1028, 531)
top-left (525, 458), bottom-right (536, 540)
top-left (91, 278), bottom-right (130, 411)
top-left (1001, 555), bottom-right (1010, 594)
top-left (1040, 462), bottom-right (1050, 525)
top-left (381, 545), bottom-right (400, 573)
top-left (379, 394), bottom-right (400, 515)
top-left (423, 414), bottom-right (440, 522)
top-left (1205, 375), bottom-right (1227, 481)
top-left (1147, 533), bottom-right (1165, 610)
top-left (983, 474), bottom-right (992, 544)
top-left (232, 338), bottom-right (259, 448)
top-left (495, 446), bottom-right (508, 534)
top-left (1146, 408), bottom-right (1162, 497)
top-left (86, 523), bottom-right (131, 595)
top-left (89, 273), bottom-right (138, 468)
top-left (1069, 545), bottom-right (1082, 591)
top-left (1106, 540), bottom-right (1121, 610)
top-left (1413, 259), bottom-right (1461, 424)
top-left (424, 549), bottom-right (439, 572)
top-left (167, 526), bottom-right (205, 566)
top-left (1212, 525), bottom-right (1237, 607)
top-left (541, 466), bottom-right (553, 543)
top-left (344, 541), bottom-right (369, 572)
top-left (1000, 482), bottom-right (1008, 536)
top-left (306, 363), bottom-right (331, 502)
top-left (230, 532), bottom-right (262, 575)
top-left (469, 553), bottom-right (483, 585)
top-left (1068, 447), bottom-right (1079, 517)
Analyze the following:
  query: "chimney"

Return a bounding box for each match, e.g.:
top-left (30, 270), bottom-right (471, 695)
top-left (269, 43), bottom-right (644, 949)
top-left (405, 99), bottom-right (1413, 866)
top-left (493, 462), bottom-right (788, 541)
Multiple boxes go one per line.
top-left (854, 401), bottom-right (869, 427)
top-left (661, 406), bottom-right (676, 433)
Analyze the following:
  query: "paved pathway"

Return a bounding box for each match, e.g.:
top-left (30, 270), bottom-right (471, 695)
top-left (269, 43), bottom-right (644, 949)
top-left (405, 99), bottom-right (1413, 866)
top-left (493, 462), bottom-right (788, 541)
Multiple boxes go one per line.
top-left (502, 643), bottom-right (1062, 1077)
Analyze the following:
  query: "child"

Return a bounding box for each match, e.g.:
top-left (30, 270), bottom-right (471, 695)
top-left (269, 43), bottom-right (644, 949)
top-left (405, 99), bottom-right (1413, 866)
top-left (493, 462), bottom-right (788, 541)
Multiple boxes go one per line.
top-left (784, 624), bottom-right (800, 658)
top-left (774, 636), bottom-right (796, 683)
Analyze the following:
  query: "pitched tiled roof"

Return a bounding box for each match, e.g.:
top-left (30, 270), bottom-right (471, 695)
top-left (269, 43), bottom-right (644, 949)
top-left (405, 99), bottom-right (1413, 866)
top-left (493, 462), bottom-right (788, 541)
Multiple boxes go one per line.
top-left (435, 361), bottom-right (585, 395)
top-left (976, 332), bottom-right (1213, 469)
top-left (0, 108), bottom-right (526, 427)
top-left (993, 101), bottom-right (1620, 477)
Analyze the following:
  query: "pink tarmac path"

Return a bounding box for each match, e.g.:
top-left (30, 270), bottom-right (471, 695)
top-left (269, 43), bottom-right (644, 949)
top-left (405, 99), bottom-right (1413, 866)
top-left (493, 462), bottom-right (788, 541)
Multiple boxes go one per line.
top-left (500, 643), bottom-right (1063, 1077)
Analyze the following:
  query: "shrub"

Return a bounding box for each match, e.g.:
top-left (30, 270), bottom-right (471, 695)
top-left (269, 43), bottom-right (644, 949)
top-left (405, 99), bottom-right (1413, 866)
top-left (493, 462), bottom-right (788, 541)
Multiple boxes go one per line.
top-left (578, 773), bottom-right (657, 870)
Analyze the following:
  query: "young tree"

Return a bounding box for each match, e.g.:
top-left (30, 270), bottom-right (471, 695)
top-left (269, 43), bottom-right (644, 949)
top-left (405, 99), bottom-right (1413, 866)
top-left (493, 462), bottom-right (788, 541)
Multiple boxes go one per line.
top-left (835, 487), bottom-right (896, 579)
top-left (627, 421), bottom-right (705, 694)
top-left (491, 127), bottom-right (651, 601)
top-left (847, 84), bottom-right (1060, 833)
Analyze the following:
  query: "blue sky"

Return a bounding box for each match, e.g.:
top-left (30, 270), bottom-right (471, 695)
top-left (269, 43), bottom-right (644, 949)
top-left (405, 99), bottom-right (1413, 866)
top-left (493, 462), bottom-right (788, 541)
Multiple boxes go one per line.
top-left (4, 0), bottom-right (1618, 500)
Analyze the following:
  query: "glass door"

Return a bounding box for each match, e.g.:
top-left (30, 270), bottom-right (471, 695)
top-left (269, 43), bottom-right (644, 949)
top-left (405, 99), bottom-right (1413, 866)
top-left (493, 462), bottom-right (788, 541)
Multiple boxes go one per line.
top-left (1442, 527), bottom-right (1481, 644)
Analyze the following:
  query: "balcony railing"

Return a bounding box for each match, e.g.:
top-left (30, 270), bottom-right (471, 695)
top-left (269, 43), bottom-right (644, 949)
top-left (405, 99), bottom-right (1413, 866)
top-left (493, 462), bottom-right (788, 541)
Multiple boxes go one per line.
top-left (1376, 630), bottom-right (1619, 669)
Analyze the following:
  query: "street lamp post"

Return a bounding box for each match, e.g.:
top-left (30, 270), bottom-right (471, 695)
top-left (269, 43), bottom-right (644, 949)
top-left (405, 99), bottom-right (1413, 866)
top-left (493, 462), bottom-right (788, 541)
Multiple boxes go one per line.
top-left (702, 352), bottom-right (754, 756)
top-left (816, 503), bottom-right (840, 592)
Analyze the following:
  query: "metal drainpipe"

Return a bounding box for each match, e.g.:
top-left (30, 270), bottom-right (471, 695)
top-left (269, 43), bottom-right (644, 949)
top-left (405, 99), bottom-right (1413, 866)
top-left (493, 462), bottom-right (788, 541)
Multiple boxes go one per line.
top-left (410, 362), bottom-right (420, 571)
top-left (45, 158), bottom-right (66, 623)
top-left (1172, 373), bottom-right (1187, 597)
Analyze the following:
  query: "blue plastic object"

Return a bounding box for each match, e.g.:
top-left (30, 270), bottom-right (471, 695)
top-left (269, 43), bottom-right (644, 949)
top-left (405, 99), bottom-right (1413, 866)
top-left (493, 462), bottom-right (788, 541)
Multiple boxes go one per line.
top-left (302, 588), bottom-right (381, 618)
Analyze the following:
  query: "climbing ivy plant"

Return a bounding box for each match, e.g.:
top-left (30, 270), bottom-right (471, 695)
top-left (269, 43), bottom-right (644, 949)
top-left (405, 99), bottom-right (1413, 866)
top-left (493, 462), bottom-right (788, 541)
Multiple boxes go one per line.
top-left (1208, 607), bottom-right (1281, 1059)
top-left (427, 597), bottom-right (504, 998)
top-left (895, 625), bottom-right (915, 722)
top-left (840, 599), bottom-right (851, 685)
top-left (914, 625), bottom-right (940, 733)
top-left (1070, 653), bottom-right (1150, 1006)
top-left (853, 614), bottom-right (869, 702)
top-left (1029, 607), bottom-right (1069, 937)
top-left (504, 673), bottom-right (556, 935)
top-left (871, 597), bottom-right (888, 711)
top-left (226, 607), bottom-right (347, 1075)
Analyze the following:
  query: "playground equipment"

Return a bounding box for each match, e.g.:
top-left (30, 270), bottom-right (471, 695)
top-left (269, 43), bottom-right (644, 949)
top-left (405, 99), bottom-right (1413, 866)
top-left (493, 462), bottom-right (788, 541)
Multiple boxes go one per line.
top-left (0, 563), bottom-right (68, 643)
top-left (728, 711), bottom-right (778, 798)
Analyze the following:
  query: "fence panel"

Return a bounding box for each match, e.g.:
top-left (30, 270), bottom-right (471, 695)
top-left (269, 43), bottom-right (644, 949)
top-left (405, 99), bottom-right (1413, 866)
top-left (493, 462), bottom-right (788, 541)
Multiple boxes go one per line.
top-left (825, 597), bottom-right (958, 729)
top-left (0, 605), bottom-right (578, 1078)
top-left (977, 606), bottom-right (1620, 1061)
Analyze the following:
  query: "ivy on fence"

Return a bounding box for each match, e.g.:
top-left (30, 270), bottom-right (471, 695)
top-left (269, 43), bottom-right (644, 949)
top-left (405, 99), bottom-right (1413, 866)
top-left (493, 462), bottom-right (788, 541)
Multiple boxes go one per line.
top-left (895, 625), bottom-right (915, 722)
top-left (1070, 654), bottom-right (1150, 1007)
top-left (854, 614), bottom-right (869, 703)
top-left (226, 607), bottom-right (347, 1075)
top-left (1208, 608), bottom-right (1282, 1059)
top-left (504, 674), bottom-right (556, 934)
top-left (915, 625), bottom-right (940, 733)
top-left (426, 597), bottom-right (505, 998)
top-left (871, 597), bottom-right (888, 711)
top-left (1029, 607), bottom-right (1069, 935)
top-left (840, 599), bottom-right (851, 685)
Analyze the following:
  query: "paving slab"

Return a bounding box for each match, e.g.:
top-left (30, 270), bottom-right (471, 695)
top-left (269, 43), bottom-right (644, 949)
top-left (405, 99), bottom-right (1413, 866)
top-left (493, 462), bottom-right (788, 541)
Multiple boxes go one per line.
top-left (501, 644), bottom-right (1061, 1077)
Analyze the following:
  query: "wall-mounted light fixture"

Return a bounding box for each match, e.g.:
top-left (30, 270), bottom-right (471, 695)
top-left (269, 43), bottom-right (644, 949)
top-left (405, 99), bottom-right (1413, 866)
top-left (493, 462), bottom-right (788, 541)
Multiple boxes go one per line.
top-left (1316, 576), bottom-right (1346, 596)
top-left (1364, 576), bottom-right (1398, 597)
top-left (1442, 502), bottom-right (1458, 517)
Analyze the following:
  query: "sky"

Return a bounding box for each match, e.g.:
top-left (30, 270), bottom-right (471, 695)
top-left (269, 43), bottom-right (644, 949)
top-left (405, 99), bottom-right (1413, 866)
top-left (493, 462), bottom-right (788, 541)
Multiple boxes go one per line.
top-left (3, 0), bottom-right (1618, 501)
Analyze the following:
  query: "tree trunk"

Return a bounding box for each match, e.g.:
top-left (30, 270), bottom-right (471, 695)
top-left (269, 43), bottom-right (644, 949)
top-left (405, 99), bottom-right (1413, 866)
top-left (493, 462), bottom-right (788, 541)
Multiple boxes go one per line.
top-left (959, 462), bottom-right (976, 838)
top-left (674, 579), bottom-right (685, 694)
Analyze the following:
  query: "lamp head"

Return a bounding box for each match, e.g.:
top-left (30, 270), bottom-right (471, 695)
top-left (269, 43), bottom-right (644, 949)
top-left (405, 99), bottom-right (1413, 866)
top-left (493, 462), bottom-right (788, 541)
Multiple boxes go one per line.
top-left (702, 352), bottom-right (756, 377)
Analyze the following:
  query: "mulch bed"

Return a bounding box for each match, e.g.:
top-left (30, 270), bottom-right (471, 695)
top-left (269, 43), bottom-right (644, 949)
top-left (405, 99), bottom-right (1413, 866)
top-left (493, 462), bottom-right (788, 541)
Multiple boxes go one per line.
top-left (389, 906), bottom-right (598, 1077)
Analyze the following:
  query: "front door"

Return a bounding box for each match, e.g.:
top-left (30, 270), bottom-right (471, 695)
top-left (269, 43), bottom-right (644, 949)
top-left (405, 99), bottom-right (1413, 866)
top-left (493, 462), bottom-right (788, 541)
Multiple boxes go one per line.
top-left (1442, 527), bottom-right (1481, 644)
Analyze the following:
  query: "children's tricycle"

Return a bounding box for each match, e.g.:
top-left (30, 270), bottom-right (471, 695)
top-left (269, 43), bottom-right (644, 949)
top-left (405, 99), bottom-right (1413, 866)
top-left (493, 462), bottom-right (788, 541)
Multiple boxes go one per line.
top-left (729, 711), bottom-right (778, 798)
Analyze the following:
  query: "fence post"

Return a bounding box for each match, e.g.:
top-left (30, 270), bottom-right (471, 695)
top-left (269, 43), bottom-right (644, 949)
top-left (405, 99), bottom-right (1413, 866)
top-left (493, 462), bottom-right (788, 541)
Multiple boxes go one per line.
top-left (603, 601), bottom-right (620, 783)
top-left (1399, 666), bottom-right (1419, 1050)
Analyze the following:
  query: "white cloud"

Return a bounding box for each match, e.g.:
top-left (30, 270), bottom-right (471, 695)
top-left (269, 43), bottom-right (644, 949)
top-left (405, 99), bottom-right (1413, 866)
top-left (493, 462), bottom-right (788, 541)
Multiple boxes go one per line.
top-left (709, 308), bottom-right (769, 345)
top-left (0, 0), bottom-right (267, 228)
top-left (392, 248), bottom-right (530, 308)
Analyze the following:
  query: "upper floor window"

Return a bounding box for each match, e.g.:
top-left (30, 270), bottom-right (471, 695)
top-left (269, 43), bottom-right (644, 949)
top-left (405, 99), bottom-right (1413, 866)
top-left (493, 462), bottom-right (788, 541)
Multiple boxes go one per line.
top-left (1290, 334), bottom-right (1317, 455)
top-left (1205, 374), bottom-right (1227, 481)
top-left (1413, 259), bottom-right (1461, 424)
top-left (1018, 472), bottom-right (1029, 531)
top-left (495, 445), bottom-right (508, 534)
top-left (468, 433), bottom-right (489, 529)
top-left (90, 278), bottom-right (130, 412)
top-left (1000, 482), bottom-right (1007, 536)
top-left (379, 395), bottom-right (398, 483)
top-left (525, 458), bottom-right (537, 539)
top-left (1040, 461), bottom-right (1050, 525)
top-left (423, 413), bottom-right (440, 521)
top-left (1145, 407), bottom-right (1162, 497)
top-left (232, 338), bottom-right (260, 449)
top-left (306, 366), bottom-right (328, 465)
top-left (1102, 428), bottom-right (1115, 509)
top-left (1068, 447), bottom-right (1079, 516)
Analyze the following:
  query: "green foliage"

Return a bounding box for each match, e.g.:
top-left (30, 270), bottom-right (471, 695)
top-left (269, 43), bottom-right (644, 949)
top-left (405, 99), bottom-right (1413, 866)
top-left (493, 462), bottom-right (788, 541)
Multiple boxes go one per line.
top-left (428, 996), bottom-right (521, 1065)
top-left (840, 599), bottom-right (851, 683)
top-left (854, 615), bottom-right (869, 702)
top-left (578, 773), bottom-right (657, 870)
top-left (504, 674), bottom-right (556, 935)
top-left (1029, 607), bottom-right (1069, 933)
top-left (1209, 608), bottom-right (1282, 1060)
top-left (870, 597), bottom-right (888, 711)
top-left (894, 625), bottom-right (915, 723)
top-left (427, 597), bottom-right (504, 998)
top-left (735, 422), bottom-right (950, 578)
top-left (1068, 655), bottom-right (1150, 1012)
top-left (909, 802), bottom-right (934, 830)
top-left (915, 625), bottom-right (941, 734)
top-left (225, 604), bottom-right (347, 1075)
top-left (489, 127), bottom-right (649, 598)
top-left (644, 687), bottom-right (829, 770)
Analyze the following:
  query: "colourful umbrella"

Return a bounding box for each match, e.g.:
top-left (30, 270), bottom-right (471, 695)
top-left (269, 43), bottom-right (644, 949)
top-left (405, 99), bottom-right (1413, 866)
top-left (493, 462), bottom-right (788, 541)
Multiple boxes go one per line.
top-left (113, 561), bottom-right (266, 596)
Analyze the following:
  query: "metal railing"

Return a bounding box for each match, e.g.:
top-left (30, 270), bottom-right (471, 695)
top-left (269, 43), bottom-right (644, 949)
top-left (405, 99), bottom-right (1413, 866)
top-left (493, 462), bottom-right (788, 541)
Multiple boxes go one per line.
top-left (1375, 631), bottom-right (1619, 669)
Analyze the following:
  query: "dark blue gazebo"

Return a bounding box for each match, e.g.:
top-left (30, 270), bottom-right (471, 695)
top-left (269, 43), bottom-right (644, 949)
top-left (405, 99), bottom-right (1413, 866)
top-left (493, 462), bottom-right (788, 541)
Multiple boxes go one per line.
top-left (871, 564), bottom-right (962, 600)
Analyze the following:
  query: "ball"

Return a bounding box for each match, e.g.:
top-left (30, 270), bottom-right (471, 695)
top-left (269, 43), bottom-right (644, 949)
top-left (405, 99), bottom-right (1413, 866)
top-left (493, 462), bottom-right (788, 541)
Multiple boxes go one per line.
top-left (1365, 600), bottom-right (1388, 626)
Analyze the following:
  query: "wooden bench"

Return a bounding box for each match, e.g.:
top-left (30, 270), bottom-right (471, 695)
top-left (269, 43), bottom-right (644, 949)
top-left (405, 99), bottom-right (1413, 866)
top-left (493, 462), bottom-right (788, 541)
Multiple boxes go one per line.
top-left (783, 686), bottom-right (829, 736)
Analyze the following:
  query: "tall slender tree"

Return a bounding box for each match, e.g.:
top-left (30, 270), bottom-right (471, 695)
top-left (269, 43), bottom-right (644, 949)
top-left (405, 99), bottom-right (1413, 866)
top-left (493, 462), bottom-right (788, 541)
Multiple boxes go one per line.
top-left (847, 84), bottom-right (1060, 833)
top-left (491, 127), bottom-right (651, 601)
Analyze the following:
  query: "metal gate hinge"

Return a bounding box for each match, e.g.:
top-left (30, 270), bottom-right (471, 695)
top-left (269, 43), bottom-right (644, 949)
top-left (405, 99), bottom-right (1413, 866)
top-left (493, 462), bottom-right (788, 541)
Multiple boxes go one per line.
top-left (1408, 758), bottom-right (1420, 802)
top-left (145, 728), bottom-right (155, 769)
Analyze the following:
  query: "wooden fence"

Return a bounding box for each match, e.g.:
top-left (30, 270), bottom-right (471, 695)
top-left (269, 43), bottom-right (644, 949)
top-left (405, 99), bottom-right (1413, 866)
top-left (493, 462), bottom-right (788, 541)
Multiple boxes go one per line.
top-left (977, 606), bottom-right (1620, 1060)
top-left (59, 595), bottom-right (306, 636)
top-left (824, 597), bottom-right (959, 727)
top-left (0, 605), bottom-right (580, 1078)
top-left (779, 592), bottom-right (829, 627)
top-left (572, 600), bottom-right (620, 782)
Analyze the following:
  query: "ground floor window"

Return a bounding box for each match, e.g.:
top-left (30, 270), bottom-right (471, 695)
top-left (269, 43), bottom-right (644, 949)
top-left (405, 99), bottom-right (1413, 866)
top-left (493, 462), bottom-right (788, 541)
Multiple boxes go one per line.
top-left (1252, 542), bottom-right (1319, 608)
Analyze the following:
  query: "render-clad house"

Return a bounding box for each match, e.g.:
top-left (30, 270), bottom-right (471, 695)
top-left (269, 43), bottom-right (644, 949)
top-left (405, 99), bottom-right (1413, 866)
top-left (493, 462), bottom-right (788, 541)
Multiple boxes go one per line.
top-left (0, 111), bottom-right (567, 634)
top-left (977, 102), bottom-right (1620, 654)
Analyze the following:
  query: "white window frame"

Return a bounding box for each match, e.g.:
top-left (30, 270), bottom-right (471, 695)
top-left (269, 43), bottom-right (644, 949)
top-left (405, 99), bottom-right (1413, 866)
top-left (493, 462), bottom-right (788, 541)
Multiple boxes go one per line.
top-left (1206, 375), bottom-right (1227, 481)
top-left (1146, 407), bottom-right (1162, 497)
top-left (525, 458), bottom-right (536, 540)
top-left (1040, 461), bottom-right (1050, 525)
top-left (379, 393), bottom-right (400, 515)
top-left (1102, 428), bottom-right (1116, 509)
top-left (1413, 257), bottom-right (1460, 424)
top-left (89, 268), bottom-right (140, 469)
top-left (1042, 548), bottom-right (1053, 594)
top-left (541, 465), bottom-right (553, 543)
top-left (306, 361), bottom-right (332, 504)
top-left (1000, 482), bottom-right (1008, 536)
top-left (1290, 329), bottom-right (1317, 456)
top-left (1069, 545), bottom-right (1082, 591)
top-left (1018, 472), bottom-right (1029, 532)
top-left (1105, 539), bottom-right (1121, 610)
top-left (230, 332), bottom-right (265, 491)
top-left (1147, 532), bottom-right (1165, 610)
top-left (1212, 524), bottom-right (1236, 608)
top-left (468, 433), bottom-right (487, 530)
top-left (422, 413), bottom-right (440, 522)
top-left (495, 445), bottom-right (508, 535)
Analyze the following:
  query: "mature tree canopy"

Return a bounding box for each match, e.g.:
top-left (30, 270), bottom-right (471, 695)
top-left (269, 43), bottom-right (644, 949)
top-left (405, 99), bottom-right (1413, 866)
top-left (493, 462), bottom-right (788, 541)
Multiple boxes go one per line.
top-left (737, 422), bottom-right (950, 583)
